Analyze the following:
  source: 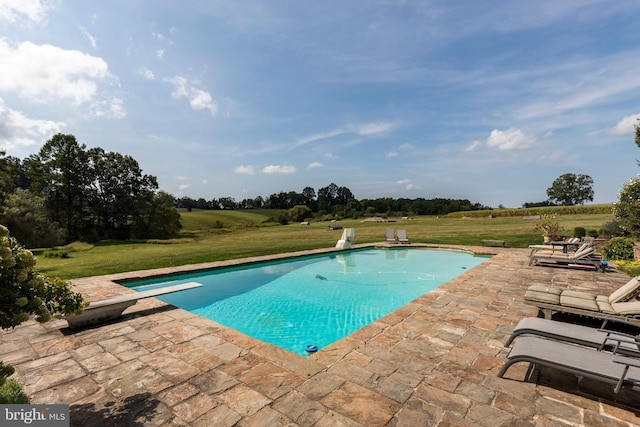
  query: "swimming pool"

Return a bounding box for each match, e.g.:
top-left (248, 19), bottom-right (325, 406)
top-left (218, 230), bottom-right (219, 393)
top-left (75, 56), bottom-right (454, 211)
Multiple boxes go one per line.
top-left (126, 248), bottom-right (489, 356)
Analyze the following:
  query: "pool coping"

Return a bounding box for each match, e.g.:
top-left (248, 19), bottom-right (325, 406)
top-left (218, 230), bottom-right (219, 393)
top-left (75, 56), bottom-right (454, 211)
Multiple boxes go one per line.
top-left (3, 244), bottom-right (639, 425)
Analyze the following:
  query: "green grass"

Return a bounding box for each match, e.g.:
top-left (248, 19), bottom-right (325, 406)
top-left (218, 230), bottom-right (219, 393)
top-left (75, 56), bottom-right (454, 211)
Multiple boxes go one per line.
top-left (34, 209), bottom-right (614, 279)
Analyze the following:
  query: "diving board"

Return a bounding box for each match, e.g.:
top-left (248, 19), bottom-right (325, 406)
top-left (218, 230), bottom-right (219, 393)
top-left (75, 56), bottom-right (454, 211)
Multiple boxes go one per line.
top-left (66, 281), bottom-right (203, 328)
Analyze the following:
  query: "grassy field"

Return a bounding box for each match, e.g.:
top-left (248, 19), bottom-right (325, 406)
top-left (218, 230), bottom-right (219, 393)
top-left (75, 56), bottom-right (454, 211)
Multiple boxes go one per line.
top-left (35, 209), bottom-right (614, 279)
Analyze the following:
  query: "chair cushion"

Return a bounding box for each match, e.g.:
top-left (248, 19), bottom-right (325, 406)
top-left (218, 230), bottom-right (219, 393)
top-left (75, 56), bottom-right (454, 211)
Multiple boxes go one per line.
top-left (562, 290), bottom-right (598, 300)
top-left (524, 285), bottom-right (561, 304)
top-left (611, 300), bottom-right (640, 315)
top-left (559, 295), bottom-right (600, 311)
top-left (609, 277), bottom-right (640, 304)
top-left (596, 299), bottom-right (616, 314)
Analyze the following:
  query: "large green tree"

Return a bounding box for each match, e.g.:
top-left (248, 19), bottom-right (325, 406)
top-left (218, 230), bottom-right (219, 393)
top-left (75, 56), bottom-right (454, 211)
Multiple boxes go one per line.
top-left (86, 147), bottom-right (159, 239)
top-left (546, 173), bottom-right (594, 206)
top-left (26, 134), bottom-right (91, 240)
top-left (130, 191), bottom-right (182, 239)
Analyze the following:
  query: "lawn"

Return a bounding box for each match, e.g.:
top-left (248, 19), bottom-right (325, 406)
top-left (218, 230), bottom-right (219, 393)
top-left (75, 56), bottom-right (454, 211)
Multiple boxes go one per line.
top-left (35, 209), bottom-right (614, 279)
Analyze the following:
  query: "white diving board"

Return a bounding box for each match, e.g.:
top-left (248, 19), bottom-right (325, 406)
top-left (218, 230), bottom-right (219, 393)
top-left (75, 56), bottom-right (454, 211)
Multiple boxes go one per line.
top-left (66, 281), bottom-right (203, 328)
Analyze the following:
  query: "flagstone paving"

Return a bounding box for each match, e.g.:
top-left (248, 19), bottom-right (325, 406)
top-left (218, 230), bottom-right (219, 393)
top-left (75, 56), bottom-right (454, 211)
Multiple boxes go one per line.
top-left (2, 244), bottom-right (640, 426)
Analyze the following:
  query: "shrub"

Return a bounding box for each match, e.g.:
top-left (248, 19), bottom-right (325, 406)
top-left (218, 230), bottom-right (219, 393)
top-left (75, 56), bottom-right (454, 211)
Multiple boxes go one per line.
top-left (0, 378), bottom-right (28, 404)
top-left (44, 250), bottom-right (70, 258)
top-left (600, 219), bottom-right (625, 239)
top-left (602, 237), bottom-right (635, 261)
top-left (587, 229), bottom-right (599, 238)
top-left (573, 227), bottom-right (586, 238)
top-left (613, 176), bottom-right (640, 237)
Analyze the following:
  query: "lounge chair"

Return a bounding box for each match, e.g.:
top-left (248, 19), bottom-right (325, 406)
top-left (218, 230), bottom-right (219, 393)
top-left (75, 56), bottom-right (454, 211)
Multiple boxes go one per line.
top-left (397, 229), bottom-right (409, 244)
top-left (504, 317), bottom-right (640, 356)
top-left (523, 276), bottom-right (640, 326)
top-left (498, 336), bottom-right (640, 393)
top-left (66, 282), bottom-right (203, 328)
top-left (528, 243), bottom-right (601, 268)
top-left (385, 228), bottom-right (396, 243)
top-left (528, 237), bottom-right (581, 255)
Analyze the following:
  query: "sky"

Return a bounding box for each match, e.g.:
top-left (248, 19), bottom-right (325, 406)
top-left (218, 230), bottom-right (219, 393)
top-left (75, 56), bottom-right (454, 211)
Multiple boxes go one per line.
top-left (1, 0), bottom-right (640, 208)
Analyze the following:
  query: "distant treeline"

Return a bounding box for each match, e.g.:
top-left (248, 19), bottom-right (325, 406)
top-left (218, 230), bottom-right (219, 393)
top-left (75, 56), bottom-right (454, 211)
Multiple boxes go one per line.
top-left (175, 183), bottom-right (492, 218)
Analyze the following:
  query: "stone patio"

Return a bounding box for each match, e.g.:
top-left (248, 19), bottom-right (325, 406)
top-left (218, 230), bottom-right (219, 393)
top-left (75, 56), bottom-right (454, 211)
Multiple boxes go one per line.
top-left (2, 244), bottom-right (640, 426)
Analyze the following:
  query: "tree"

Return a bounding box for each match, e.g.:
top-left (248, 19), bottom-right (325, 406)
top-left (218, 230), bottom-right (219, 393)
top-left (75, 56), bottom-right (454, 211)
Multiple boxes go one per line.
top-left (0, 189), bottom-right (65, 247)
top-left (26, 134), bottom-right (91, 240)
top-left (613, 176), bottom-right (640, 237)
top-left (288, 205), bottom-right (312, 222)
top-left (546, 173), bottom-right (594, 206)
top-left (86, 148), bottom-right (159, 239)
top-left (635, 118), bottom-right (640, 150)
top-left (0, 224), bottom-right (86, 385)
top-left (130, 191), bottom-right (182, 239)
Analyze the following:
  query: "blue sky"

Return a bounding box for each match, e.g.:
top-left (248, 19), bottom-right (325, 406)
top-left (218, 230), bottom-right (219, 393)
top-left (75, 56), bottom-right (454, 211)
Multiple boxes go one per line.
top-left (1, 0), bottom-right (639, 208)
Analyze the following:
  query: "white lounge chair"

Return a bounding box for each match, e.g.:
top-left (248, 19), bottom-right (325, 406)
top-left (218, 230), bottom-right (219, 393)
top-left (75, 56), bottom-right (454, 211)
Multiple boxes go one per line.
top-left (66, 282), bottom-right (203, 328)
top-left (385, 228), bottom-right (396, 243)
top-left (397, 229), bottom-right (409, 244)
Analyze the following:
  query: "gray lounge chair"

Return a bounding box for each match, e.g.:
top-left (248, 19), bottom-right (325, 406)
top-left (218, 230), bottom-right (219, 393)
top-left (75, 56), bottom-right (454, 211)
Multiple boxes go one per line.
top-left (385, 228), bottom-right (396, 243)
top-left (397, 229), bottom-right (409, 244)
top-left (498, 336), bottom-right (640, 393)
top-left (66, 281), bottom-right (203, 328)
top-left (504, 317), bottom-right (640, 356)
top-left (528, 243), bottom-right (601, 267)
top-left (523, 276), bottom-right (640, 326)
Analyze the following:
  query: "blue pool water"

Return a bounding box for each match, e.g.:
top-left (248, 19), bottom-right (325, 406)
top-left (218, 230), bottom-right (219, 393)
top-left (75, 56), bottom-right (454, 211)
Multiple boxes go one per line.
top-left (126, 248), bottom-right (489, 356)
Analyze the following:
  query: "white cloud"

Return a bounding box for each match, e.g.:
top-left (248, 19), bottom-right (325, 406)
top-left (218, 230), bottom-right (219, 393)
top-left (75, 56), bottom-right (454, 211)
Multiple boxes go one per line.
top-left (0, 97), bottom-right (64, 152)
top-left (611, 113), bottom-right (640, 135)
top-left (399, 143), bottom-right (415, 150)
top-left (234, 165), bottom-right (254, 175)
top-left (307, 162), bottom-right (323, 169)
top-left (165, 76), bottom-right (218, 116)
top-left (386, 151), bottom-right (398, 158)
top-left (464, 140), bottom-right (482, 152)
top-left (156, 49), bottom-right (164, 60)
top-left (262, 165), bottom-right (296, 174)
top-left (0, 39), bottom-right (113, 105)
top-left (178, 184), bottom-right (190, 191)
top-left (353, 121), bottom-right (396, 136)
top-left (486, 128), bottom-right (534, 150)
top-left (89, 97), bottom-right (126, 119)
top-left (295, 120), bottom-right (397, 148)
top-left (0, 0), bottom-right (49, 24)
top-left (79, 26), bottom-right (97, 48)
top-left (295, 129), bottom-right (346, 147)
top-left (397, 178), bottom-right (418, 190)
top-left (138, 67), bottom-right (155, 80)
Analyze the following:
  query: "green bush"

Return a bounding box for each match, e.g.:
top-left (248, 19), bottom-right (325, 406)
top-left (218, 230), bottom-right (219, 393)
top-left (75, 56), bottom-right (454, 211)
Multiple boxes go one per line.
top-left (587, 229), bottom-right (599, 238)
top-left (602, 237), bottom-right (635, 261)
top-left (573, 227), bottom-right (586, 238)
top-left (44, 250), bottom-right (70, 258)
top-left (0, 378), bottom-right (28, 404)
top-left (600, 219), bottom-right (625, 239)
